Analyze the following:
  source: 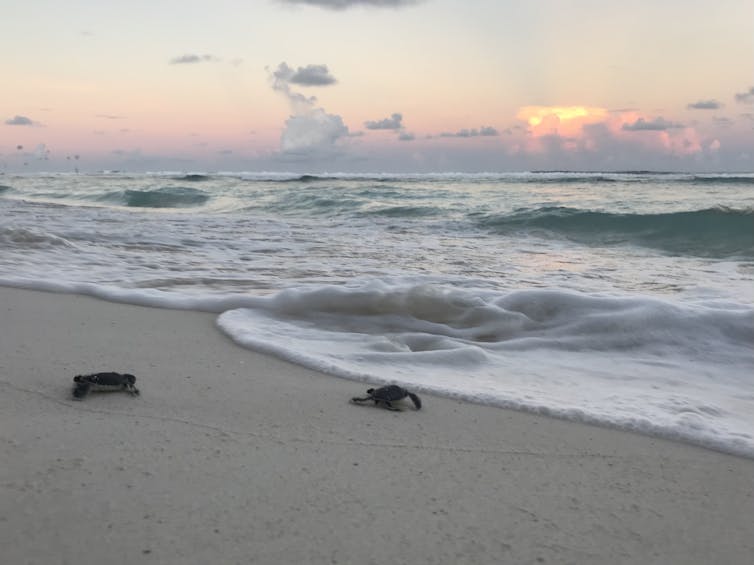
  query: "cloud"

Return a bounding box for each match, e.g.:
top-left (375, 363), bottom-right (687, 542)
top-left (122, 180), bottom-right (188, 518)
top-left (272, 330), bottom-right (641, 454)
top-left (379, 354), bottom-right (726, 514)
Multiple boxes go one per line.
top-left (279, 0), bottom-right (419, 10)
top-left (364, 113), bottom-right (403, 130)
top-left (438, 126), bottom-right (499, 138)
top-left (169, 54), bottom-right (219, 65)
top-left (735, 87), bottom-right (754, 104)
top-left (96, 114), bottom-right (125, 120)
top-left (281, 110), bottom-right (349, 154)
top-left (272, 62), bottom-right (336, 86)
top-left (712, 117), bottom-right (734, 128)
top-left (5, 115), bottom-right (35, 126)
top-left (398, 131), bottom-right (415, 141)
top-left (687, 99), bottom-right (722, 110)
top-left (291, 65), bottom-right (336, 86)
top-left (622, 117), bottom-right (684, 131)
top-left (269, 62), bottom-right (349, 157)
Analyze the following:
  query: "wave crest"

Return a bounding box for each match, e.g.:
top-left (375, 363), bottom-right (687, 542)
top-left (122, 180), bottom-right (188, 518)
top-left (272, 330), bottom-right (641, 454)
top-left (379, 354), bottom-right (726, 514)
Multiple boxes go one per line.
top-left (100, 186), bottom-right (210, 208)
top-left (478, 206), bottom-right (754, 258)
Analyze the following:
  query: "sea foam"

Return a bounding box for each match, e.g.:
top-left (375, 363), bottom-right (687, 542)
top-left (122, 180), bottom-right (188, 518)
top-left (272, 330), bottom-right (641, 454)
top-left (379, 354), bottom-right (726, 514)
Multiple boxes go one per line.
top-left (213, 280), bottom-right (754, 457)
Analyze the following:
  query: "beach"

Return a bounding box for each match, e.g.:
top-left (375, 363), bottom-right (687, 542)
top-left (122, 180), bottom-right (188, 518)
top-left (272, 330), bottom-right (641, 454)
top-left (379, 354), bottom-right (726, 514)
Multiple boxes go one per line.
top-left (1, 286), bottom-right (753, 565)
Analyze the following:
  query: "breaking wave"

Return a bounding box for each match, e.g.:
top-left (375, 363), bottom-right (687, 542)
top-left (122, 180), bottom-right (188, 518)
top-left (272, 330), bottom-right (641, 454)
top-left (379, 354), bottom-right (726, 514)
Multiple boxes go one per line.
top-left (477, 206), bottom-right (754, 258)
top-left (99, 186), bottom-right (211, 208)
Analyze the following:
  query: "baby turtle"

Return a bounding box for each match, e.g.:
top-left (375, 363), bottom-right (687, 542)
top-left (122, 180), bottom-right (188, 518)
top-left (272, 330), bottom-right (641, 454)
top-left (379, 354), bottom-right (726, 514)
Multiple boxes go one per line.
top-left (351, 385), bottom-right (421, 411)
top-left (72, 372), bottom-right (140, 400)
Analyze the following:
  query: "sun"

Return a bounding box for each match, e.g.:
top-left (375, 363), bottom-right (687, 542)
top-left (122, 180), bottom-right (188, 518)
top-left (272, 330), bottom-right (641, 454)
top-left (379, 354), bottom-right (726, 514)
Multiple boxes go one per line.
top-left (517, 106), bottom-right (608, 137)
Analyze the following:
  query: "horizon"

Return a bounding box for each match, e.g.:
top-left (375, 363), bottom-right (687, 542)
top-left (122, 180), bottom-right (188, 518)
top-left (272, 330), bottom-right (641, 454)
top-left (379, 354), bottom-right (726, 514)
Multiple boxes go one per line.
top-left (2, 0), bottom-right (753, 173)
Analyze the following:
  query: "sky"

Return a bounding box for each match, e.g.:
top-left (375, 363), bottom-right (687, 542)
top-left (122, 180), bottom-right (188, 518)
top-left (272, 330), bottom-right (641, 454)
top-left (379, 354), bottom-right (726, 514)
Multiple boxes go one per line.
top-left (1, 0), bottom-right (753, 173)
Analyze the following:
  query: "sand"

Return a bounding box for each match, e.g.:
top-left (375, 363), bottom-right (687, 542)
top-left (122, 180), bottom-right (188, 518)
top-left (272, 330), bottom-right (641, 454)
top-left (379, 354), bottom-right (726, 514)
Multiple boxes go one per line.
top-left (1, 286), bottom-right (752, 565)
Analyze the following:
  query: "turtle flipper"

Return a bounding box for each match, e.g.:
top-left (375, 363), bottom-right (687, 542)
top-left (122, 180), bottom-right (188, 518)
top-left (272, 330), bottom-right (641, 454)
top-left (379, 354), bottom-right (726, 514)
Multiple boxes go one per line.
top-left (72, 381), bottom-right (91, 400)
top-left (408, 392), bottom-right (422, 410)
top-left (382, 400), bottom-right (402, 411)
top-left (351, 396), bottom-right (372, 404)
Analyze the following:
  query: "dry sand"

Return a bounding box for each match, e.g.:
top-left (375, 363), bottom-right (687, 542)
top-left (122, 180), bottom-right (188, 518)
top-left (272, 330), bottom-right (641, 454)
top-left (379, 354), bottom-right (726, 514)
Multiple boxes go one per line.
top-left (1, 286), bottom-right (752, 565)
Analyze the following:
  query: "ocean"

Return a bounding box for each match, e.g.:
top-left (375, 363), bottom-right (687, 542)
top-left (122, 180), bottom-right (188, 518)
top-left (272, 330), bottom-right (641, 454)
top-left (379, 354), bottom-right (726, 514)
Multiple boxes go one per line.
top-left (1, 171), bottom-right (753, 457)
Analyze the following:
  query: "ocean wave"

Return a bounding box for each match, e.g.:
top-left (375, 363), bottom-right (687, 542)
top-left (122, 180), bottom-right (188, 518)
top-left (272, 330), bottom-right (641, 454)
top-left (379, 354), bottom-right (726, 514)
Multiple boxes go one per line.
top-left (173, 174), bottom-right (211, 182)
top-left (691, 175), bottom-right (754, 185)
top-left (0, 184), bottom-right (12, 194)
top-left (232, 171), bottom-right (754, 184)
top-left (359, 205), bottom-right (444, 218)
top-left (0, 226), bottom-right (77, 249)
top-left (477, 206), bottom-right (754, 258)
top-left (98, 186), bottom-right (211, 208)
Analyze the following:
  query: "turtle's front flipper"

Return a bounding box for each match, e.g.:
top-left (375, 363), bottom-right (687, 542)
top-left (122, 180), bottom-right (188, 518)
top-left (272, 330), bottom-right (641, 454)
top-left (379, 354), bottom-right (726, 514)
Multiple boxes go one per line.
top-left (351, 396), bottom-right (371, 404)
top-left (72, 381), bottom-right (90, 400)
top-left (408, 392), bottom-right (422, 410)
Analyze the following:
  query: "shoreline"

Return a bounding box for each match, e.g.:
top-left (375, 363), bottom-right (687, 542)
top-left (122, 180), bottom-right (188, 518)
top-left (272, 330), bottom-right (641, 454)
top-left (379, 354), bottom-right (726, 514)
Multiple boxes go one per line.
top-left (2, 286), bottom-right (753, 564)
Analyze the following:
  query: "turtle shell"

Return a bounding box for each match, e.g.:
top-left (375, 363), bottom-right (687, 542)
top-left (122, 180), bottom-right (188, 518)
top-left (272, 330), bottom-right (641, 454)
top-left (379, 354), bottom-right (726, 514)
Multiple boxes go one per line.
top-left (370, 385), bottom-right (408, 401)
top-left (75, 372), bottom-right (135, 387)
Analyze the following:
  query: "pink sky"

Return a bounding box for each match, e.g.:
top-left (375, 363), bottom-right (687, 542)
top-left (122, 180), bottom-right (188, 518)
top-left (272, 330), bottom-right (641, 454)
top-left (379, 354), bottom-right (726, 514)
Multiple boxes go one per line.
top-left (2, 0), bottom-right (753, 172)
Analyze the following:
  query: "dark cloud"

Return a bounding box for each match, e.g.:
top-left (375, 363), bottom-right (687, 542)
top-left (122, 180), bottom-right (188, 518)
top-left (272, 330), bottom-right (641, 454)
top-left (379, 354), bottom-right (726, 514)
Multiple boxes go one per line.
top-left (438, 126), bottom-right (499, 138)
top-left (279, 0), bottom-right (419, 10)
top-left (169, 54), bottom-right (219, 65)
top-left (398, 131), bottom-right (415, 141)
top-left (5, 115), bottom-right (35, 126)
top-left (622, 117), bottom-right (684, 131)
top-left (687, 99), bottom-right (722, 110)
top-left (735, 87), bottom-right (754, 104)
top-left (364, 113), bottom-right (403, 130)
top-left (272, 63), bottom-right (336, 86)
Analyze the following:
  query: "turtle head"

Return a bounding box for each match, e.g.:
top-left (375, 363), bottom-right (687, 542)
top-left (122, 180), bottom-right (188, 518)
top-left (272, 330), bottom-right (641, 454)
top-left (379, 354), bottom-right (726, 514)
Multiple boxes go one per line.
top-left (366, 388), bottom-right (375, 394)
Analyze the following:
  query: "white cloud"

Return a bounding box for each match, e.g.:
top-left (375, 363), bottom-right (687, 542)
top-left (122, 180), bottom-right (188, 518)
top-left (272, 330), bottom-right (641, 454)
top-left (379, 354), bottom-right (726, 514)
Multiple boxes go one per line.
top-left (281, 110), bottom-right (349, 154)
top-left (364, 113), bottom-right (403, 130)
top-left (269, 62), bottom-right (350, 157)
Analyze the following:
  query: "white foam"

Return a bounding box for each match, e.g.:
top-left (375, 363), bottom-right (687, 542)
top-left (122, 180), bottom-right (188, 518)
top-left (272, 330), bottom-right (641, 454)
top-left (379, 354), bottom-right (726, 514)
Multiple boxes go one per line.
top-left (6, 275), bottom-right (750, 457)
top-left (215, 280), bottom-right (754, 458)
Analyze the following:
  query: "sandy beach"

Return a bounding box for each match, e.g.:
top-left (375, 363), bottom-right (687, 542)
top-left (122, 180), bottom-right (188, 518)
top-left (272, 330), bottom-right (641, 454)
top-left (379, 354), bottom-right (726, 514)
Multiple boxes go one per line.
top-left (1, 286), bottom-right (752, 565)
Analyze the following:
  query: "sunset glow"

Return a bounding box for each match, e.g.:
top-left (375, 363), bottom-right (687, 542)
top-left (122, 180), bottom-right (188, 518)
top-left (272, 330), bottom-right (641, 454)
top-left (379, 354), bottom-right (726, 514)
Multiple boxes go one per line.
top-left (517, 106), bottom-right (610, 138)
top-left (1, 0), bottom-right (752, 172)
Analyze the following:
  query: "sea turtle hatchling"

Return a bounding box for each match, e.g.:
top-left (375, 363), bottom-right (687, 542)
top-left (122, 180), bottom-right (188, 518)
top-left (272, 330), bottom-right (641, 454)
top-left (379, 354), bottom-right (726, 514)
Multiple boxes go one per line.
top-left (351, 385), bottom-right (422, 411)
top-left (72, 372), bottom-right (140, 400)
